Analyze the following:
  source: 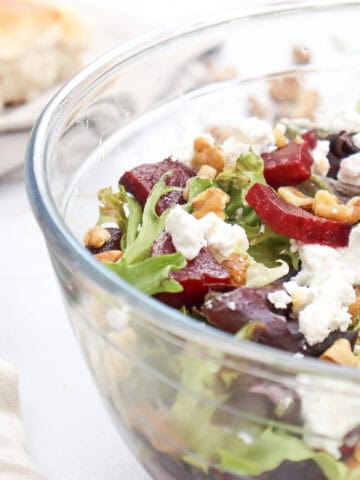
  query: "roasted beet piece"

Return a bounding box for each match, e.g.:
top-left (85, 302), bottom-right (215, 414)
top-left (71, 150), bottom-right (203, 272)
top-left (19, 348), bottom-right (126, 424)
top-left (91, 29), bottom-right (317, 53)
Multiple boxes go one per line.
top-left (202, 287), bottom-right (304, 352)
top-left (327, 131), bottom-right (359, 179)
top-left (262, 141), bottom-right (313, 188)
top-left (304, 329), bottom-right (358, 356)
top-left (302, 129), bottom-right (318, 150)
top-left (119, 158), bottom-right (195, 215)
top-left (246, 183), bottom-right (351, 247)
top-left (86, 228), bottom-right (122, 254)
top-left (151, 232), bottom-right (232, 308)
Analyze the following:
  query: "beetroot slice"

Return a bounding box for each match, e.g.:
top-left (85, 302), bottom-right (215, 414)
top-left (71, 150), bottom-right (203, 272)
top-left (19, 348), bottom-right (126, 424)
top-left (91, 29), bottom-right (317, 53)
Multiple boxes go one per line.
top-left (202, 287), bottom-right (304, 352)
top-left (151, 232), bottom-right (232, 308)
top-left (119, 158), bottom-right (195, 215)
top-left (302, 129), bottom-right (318, 150)
top-left (262, 141), bottom-right (313, 188)
top-left (246, 183), bottom-right (351, 247)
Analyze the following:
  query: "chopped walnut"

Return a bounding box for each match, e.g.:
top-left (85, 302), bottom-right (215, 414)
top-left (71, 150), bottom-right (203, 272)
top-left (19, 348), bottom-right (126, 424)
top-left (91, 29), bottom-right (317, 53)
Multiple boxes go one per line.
top-left (292, 46), bottom-right (311, 65)
top-left (222, 253), bottom-right (249, 287)
top-left (83, 225), bottom-right (111, 249)
top-left (95, 250), bottom-right (123, 263)
top-left (320, 339), bottom-right (360, 368)
top-left (349, 286), bottom-right (360, 321)
top-left (192, 187), bottom-right (230, 219)
top-left (192, 136), bottom-right (225, 174)
top-left (269, 76), bottom-right (301, 102)
top-left (208, 125), bottom-right (233, 143)
top-left (197, 164), bottom-right (217, 179)
top-left (278, 186), bottom-right (313, 210)
top-left (273, 126), bottom-right (288, 148)
top-left (290, 89), bottom-right (320, 120)
top-left (312, 190), bottom-right (360, 223)
top-left (247, 95), bottom-right (269, 118)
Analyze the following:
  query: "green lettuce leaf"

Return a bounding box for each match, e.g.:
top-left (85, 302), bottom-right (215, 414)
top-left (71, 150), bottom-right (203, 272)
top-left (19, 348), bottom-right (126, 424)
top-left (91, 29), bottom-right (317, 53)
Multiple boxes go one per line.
top-left (104, 173), bottom-right (186, 295)
top-left (186, 177), bottom-right (215, 203)
top-left (247, 224), bottom-right (299, 270)
top-left (107, 252), bottom-right (186, 295)
top-left (97, 186), bottom-right (128, 230)
top-left (218, 429), bottom-right (348, 480)
top-left (246, 258), bottom-right (289, 287)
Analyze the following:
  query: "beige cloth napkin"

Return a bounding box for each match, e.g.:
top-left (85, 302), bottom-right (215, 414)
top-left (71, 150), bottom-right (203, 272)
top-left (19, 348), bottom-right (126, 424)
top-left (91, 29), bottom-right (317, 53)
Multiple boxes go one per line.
top-left (0, 359), bottom-right (44, 480)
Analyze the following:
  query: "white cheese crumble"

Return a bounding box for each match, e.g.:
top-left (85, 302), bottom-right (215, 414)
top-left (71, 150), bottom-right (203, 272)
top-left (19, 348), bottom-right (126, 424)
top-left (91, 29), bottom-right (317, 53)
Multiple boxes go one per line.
top-left (315, 109), bottom-right (360, 133)
top-left (221, 136), bottom-right (251, 164)
top-left (165, 205), bottom-right (206, 260)
top-left (267, 290), bottom-right (292, 309)
top-left (165, 207), bottom-right (248, 260)
top-left (297, 375), bottom-right (360, 458)
top-left (288, 224), bottom-right (360, 345)
top-left (337, 151), bottom-right (360, 186)
top-left (310, 140), bottom-right (330, 176)
top-left (199, 213), bottom-right (249, 257)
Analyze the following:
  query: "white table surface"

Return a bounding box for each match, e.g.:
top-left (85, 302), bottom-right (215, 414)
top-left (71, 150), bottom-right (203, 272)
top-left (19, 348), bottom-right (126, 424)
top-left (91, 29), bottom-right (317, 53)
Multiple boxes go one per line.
top-left (0, 1), bottom-right (241, 479)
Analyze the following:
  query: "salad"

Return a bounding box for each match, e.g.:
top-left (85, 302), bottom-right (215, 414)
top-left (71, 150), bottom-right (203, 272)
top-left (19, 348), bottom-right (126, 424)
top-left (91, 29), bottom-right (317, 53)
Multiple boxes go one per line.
top-left (84, 111), bottom-right (360, 480)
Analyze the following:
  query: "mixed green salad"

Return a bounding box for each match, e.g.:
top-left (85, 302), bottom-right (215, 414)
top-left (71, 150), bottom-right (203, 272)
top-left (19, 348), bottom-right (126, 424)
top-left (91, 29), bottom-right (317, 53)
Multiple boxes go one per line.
top-left (84, 111), bottom-right (360, 480)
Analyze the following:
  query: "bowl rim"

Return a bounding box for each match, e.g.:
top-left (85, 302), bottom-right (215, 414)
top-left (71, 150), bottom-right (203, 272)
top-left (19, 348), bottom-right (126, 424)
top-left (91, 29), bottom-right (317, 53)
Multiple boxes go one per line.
top-left (25, 0), bottom-right (360, 382)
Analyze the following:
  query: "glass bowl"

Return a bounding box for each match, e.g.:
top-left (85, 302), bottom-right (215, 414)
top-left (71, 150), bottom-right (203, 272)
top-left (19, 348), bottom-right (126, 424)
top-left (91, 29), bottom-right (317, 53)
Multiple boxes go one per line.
top-left (26, 2), bottom-right (360, 479)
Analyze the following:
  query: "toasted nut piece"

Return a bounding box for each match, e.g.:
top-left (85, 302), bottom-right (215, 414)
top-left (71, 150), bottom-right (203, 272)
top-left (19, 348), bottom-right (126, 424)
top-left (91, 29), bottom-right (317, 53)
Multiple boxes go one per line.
top-left (128, 405), bottom-right (184, 456)
top-left (278, 187), bottom-right (313, 210)
top-left (269, 76), bottom-right (301, 102)
top-left (223, 163), bottom-right (236, 172)
top-left (293, 46), bottom-right (311, 65)
top-left (247, 95), bottom-right (269, 118)
top-left (95, 250), bottom-right (123, 263)
top-left (198, 164), bottom-right (217, 179)
top-left (83, 225), bottom-right (111, 249)
top-left (320, 339), bottom-right (360, 368)
top-left (294, 135), bottom-right (305, 145)
top-left (222, 253), bottom-right (249, 287)
top-left (290, 89), bottom-right (319, 120)
top-left (273, 126), bottom-right (288, 148)
top-left (192, 187), bottom-right (230, 219)
top-left (208, 125), bottom-right (233, 143)
top-left (312, 190), bottom-right (351, 222)
top-left (192, 137), bottom-right (225, 174)
top-left (347, 196), bottom-right (360, 224)
top-left (349, 286), bottom-right (360, 322)
top-left (182, 179), bottom-right (191, 201)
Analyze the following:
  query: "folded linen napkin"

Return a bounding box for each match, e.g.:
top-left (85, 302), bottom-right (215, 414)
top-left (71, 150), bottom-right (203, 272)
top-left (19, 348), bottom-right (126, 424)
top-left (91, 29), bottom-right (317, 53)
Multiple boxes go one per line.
top-left (0, 359), bottom-right (44, 480)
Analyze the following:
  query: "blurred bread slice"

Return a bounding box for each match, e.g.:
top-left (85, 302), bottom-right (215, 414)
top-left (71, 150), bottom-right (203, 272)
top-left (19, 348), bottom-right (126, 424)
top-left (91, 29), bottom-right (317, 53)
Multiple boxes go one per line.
top-left (0, 0), bottom-right (88, 111)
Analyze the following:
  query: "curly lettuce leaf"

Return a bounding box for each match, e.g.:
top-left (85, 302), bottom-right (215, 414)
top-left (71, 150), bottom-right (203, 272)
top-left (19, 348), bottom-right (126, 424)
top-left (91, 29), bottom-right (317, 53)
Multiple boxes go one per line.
top-left (122, 173), bottom-right (181, 264)
top-left (247, 224), bottom-right (299, 270)
top-left (107, 252), bottom-right (186, 295)
top-left (246, 258), bottom-right (289, 287)
top-left (186, 177), bottom-right (214, 203)
top-left (97, 186), bottom-right (128, 230)
top-left (105, 173), bottom-right (186, 295)
top-left (218, 429), bottom-right (348, 480)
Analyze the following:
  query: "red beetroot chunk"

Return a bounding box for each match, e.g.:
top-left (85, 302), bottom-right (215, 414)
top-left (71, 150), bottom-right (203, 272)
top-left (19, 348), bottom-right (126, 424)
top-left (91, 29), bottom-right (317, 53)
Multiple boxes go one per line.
top-left (119, 158), bottom-right (195, 215)
top-left (302, 129), bottom-right (318, 150)
top-left (262, 141), bottom-right (313, 188)
top-left (246, 183), bottom-right (351, 247)
top-left (151, 232), bottom-right (232, 308)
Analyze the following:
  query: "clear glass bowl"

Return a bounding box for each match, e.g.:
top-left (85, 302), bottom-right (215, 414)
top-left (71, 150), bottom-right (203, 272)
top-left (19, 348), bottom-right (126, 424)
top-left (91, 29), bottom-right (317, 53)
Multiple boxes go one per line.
top-left (26, 2), bottom-right (360, 479)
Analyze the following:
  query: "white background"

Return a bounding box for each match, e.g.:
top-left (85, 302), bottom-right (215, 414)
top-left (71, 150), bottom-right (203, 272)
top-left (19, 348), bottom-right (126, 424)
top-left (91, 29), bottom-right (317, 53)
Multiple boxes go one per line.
top-left (0, 1), bottom-right (242, 479)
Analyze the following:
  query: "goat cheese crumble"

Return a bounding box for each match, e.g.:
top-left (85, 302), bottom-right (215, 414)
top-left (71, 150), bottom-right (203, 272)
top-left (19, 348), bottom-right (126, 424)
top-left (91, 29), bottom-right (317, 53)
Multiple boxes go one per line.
top-left (337, 151), bottom-right (360, 185)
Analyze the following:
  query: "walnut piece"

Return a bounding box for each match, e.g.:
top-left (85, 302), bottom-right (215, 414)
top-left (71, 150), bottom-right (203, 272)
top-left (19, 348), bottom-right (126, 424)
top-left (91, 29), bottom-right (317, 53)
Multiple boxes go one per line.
top-left (95, 250), bottom-right (123, 263)
top-left (312, 190), bottom-right (360, 224)
top-left (192, 136), bottom-right (225, 174)
top-left (273, 126), bottom-right (288, 148)
top-left (83, 225), bottom-right (111, 249)
top-left (197, 164), bottom-right (217, 179)
top-left (192, 187), bottom-right (230, 219)
top-left (247, 95), bottom-right (269, 118)
top-left (222, 253), bottom-right (249, 287)
top-left (278, 186), bottom-right (313, 210)
top-left (349, 286), bottom-right (360, 321)
top-left (320, 339), bottom-right (360, 368)
top-left (293, 46), bottom-right (311, 65)
top-left (269, 76), bottom-right (301, 102)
